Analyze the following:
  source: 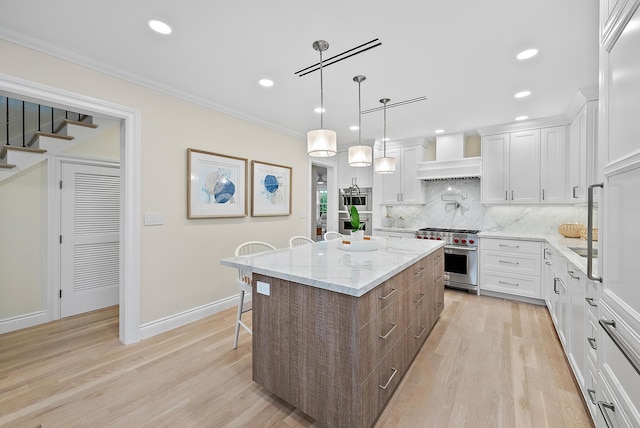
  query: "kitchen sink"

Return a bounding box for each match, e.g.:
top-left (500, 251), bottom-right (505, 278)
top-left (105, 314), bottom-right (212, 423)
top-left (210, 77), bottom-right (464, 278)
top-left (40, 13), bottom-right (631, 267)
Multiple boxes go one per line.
top-left (568, 246), bottom-right (598, 258)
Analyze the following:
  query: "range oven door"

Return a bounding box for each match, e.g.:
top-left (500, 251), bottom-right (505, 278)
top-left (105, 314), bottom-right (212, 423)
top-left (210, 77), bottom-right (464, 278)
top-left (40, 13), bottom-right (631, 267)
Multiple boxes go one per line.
top-left (444, 246), bottom-right (478, 290)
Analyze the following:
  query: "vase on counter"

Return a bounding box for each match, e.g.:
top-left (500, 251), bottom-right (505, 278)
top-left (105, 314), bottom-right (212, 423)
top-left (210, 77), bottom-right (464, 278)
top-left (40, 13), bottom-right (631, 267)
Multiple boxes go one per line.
top-left (351, 230), bottom-right (364, 240)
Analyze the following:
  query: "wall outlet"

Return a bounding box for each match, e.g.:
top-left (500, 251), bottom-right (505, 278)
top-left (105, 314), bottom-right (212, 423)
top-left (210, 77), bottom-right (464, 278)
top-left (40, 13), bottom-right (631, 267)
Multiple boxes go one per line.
top-left (144, 212), bottom-right (164, 226)
top-left (256, 281), bottom-right (270, 296)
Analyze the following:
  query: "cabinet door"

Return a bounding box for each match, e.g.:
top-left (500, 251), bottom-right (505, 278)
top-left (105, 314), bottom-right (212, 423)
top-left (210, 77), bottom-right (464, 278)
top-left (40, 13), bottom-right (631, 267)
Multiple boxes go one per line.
top-left (540, 126), bottom-right (566, 203)
top-left (568, 268), bottom-right (585, 389)
top-left (481, 133), bottom-right (509, 204)
top-left (568, 106), bottom-right (587, 202)
top-left (399, 145), bottom-right (425, 204)
top-left (558, 277), bottom-right (570, 351)
top-left (509, 129), bottom-right (541, 203)
top-left (380, 147), bottom-right (402, 204)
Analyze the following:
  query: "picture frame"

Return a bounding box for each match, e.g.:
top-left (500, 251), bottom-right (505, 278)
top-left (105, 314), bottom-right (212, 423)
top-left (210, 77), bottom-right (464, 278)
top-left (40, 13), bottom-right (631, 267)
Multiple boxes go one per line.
top-left (251, 160), bottom-right (292, 217)
top-left (187, 148), bottom-right (247, 218)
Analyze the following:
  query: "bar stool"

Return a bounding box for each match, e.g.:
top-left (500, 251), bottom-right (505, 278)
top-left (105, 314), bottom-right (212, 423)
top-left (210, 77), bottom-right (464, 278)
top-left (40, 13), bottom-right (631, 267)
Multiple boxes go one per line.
top-left (233, 241), bottom-right (276, 349)
top-left (289, 236), bottom-right (314, 247)
top-left (324, 231), bottom-right (344, 241)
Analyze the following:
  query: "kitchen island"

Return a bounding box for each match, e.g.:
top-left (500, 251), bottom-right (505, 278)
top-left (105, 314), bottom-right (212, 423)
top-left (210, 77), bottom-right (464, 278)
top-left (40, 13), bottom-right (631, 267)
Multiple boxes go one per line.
top-left (221, 238), bottom-right (444, 428)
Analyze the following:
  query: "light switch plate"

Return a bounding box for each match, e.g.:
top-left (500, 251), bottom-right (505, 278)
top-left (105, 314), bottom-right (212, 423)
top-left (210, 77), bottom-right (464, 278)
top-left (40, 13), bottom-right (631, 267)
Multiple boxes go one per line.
top-left (256, 281), bottom-right (270, 296)
top-left (144, 212), bottom-right (164, 226)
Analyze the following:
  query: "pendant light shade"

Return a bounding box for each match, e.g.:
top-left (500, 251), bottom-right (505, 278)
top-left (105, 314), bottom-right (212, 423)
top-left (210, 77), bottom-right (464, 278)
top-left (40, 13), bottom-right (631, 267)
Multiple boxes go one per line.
top-left (348, 75), bottom-right (372, 167)
top-left (374, 98), bottom-right (396, 174)
top-left (307, 40), bottom-right (337, 157)
top-left (307, 129), bottom-right (337, 157)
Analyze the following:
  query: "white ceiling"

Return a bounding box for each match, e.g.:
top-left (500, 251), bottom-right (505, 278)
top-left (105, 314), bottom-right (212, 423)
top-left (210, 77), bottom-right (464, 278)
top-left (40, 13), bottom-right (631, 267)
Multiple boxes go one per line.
top-left (0, 0), bottom-right (599, 147)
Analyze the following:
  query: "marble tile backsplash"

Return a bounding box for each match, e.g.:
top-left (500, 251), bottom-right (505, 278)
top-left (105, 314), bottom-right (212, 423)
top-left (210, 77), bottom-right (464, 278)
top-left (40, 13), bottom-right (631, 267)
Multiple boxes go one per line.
top-left (384, 178), bottom-right (588, 234)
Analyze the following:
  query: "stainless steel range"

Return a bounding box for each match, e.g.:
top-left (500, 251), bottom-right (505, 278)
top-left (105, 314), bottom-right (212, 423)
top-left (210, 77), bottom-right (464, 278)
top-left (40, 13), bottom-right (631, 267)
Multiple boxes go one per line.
top-left (415, 227), bottom-right (479, 292)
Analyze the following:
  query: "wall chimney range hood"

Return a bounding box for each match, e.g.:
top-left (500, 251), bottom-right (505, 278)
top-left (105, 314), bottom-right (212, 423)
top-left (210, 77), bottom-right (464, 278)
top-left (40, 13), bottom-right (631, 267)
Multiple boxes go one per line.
top-left (416, 132), bottom-right (482, 180)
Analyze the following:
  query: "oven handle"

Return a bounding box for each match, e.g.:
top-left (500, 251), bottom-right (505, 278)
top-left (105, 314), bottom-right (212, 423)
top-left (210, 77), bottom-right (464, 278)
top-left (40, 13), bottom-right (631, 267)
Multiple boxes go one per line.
top-left (444, 246), bottom-right (477, 252)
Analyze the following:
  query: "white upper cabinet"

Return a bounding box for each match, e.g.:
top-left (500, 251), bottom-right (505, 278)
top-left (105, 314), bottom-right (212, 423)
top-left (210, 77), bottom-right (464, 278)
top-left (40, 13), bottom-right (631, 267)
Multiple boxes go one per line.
top-left (540, 126), bottom-right (566, 203)
top-left (567, 100), bottom-right (597, 203)
top-left (379, 144), bottom-right (426, 204)
top-left (481, 129), bottom-right (541, 204)
top-left (337, 150), bottom-right (373, 189)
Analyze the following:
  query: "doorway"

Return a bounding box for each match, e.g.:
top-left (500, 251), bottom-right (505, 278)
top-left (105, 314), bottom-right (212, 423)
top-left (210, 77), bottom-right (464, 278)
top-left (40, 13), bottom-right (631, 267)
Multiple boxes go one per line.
top-left (309, 159), bottom-right (338, 240)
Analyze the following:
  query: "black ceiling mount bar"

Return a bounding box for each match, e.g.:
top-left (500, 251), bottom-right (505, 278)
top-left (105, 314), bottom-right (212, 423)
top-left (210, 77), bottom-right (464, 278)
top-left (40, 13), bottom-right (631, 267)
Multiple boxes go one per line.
top-left (295, 39), bottom-right (382, 77)
top-left (361, 96), bottom-right (428, 114)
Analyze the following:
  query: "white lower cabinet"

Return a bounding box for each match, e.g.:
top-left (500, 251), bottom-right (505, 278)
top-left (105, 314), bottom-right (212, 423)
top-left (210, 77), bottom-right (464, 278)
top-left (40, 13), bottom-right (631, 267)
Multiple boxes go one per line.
top-left (479, 237), bottom-right (542, 299)
top-left (568, 265), bottom-right (586, 389)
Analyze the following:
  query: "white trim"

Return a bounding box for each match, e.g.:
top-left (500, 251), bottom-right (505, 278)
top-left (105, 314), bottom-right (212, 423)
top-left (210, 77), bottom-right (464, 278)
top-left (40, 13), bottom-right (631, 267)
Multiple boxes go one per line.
top-left (0, 310), bottom-right (48, 334)
top-left (309, 158), bottom-right (338, 236)
top-left (476, 115), bottom-right (567, 137)
top-left (564, 86), bottom-right (599, 121)
top-left (0, 72), bottom-right (141, 345)
top-left (138, 295), bottom-right (239, 340)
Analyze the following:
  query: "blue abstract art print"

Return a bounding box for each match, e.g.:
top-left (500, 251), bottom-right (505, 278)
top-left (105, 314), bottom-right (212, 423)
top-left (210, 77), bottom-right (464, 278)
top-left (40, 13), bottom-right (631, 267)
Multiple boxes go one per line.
top-left (187, 149), bottom-right (247, 218)
top-left (251, 160), bottom-right (292, 216)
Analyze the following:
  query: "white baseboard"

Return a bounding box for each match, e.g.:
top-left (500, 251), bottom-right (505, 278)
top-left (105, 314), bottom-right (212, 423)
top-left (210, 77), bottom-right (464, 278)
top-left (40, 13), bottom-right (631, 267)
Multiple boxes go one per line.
top-left (138, 294), bottom-right (240, 341)
top-left (0, 310), bottom-right (49, 334)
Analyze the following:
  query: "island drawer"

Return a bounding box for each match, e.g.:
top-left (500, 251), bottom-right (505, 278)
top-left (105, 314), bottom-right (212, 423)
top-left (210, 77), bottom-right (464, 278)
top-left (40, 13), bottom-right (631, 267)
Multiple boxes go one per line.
top-left (360, 332), bottom-right (409, 428)
top-left (358, 264), bottom-right (410, 326)
top-left (359, 289), bottom-right (410, 380)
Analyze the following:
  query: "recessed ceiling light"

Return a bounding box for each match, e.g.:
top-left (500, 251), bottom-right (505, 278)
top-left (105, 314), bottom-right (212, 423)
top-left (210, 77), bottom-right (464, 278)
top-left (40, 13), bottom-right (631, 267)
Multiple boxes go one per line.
top-left (435, 129), bottom-right (445, 134)
top-left (314, 107), bottom-right (325, 113)
top-left (258, 78), bottom-right (274, 87)
top-left (350, 125), bottom-right (359, 131)
top-left (148, 20), bottom-right (172, 35)
top-left (516, 49), bottom-right (538, 60)
top-left (515, 91), bottom-right (531, 98)
top-left (515, 115), bottom-right (528, 121)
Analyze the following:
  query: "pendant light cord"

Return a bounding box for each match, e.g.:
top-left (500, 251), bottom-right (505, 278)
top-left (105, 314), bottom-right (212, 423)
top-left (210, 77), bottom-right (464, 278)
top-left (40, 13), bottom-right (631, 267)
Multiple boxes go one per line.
top-left (358, 81), bottom-right (362, 144)
top-left (383, 100), bottom-right (387, 157)
top-left (319, 49), bottom-right (324, 129)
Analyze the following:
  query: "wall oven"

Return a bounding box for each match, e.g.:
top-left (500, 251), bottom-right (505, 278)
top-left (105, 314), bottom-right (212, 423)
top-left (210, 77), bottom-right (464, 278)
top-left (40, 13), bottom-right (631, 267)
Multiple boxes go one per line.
top-left (339, 214), bottom-right (371, 236)
top-left (339, 186), bottom-right (372, 212)
top-left (415, 228), bottom-right (479, 292)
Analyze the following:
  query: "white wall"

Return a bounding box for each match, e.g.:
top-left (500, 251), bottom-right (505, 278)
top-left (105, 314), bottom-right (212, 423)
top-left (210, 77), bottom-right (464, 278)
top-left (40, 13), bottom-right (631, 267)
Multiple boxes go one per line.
top-left (0, 38), bottom-right (308, 327)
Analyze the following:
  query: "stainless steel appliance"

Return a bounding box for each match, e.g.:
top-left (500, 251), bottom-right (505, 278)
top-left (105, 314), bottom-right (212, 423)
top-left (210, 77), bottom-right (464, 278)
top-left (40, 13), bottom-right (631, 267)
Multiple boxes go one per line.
top-left (339, 186), bottom-right (372, 211)
top-left (338, 185), bottom-right (372, 236)
top-left (415, 227), bottom-right (479, 292)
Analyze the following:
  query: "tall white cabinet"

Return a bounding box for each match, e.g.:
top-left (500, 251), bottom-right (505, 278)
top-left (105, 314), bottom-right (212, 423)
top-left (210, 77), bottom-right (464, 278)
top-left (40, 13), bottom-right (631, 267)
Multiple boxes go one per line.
top-left (594, 2), bottom-right (640, 427)
top-left (480, 120), bottom-right (566, 205)
top-left (377, 143), bottom-right (426, 205)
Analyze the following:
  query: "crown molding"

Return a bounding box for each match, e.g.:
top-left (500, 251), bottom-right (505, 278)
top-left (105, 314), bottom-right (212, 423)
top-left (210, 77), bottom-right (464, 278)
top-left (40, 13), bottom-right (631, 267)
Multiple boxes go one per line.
top-left (0, 29), bottom-right (303, 140)
top-left (564, 86), bottom-right (599, 121)
top-left (476, 115), bottom-right (568, 137)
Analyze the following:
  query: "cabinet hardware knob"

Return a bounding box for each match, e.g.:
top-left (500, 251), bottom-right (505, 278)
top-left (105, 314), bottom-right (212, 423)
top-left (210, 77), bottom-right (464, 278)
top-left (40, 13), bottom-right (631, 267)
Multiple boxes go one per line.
top-left (414, 326), bottom-right (426, 339)
top-left (587, 389), bottom-right (596, 405)
top-left (585, 297), bottom-right (597, 307)
top-left (414, 293), bottom-right (425, 303)
top-left (587, 337), bottom-right (597, 350)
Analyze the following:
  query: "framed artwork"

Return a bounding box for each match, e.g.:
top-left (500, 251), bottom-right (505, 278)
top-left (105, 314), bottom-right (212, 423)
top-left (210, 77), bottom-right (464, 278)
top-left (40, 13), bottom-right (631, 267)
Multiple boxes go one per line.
top-left (251, 160), bottom-right (292, 216)
top-left (187, 148), bottom-right (247, 218)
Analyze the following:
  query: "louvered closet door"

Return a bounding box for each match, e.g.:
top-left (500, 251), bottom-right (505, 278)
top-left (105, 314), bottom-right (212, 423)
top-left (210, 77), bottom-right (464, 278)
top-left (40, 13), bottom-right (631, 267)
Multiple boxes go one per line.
top-left (60, 163), bottom-right (120, 317)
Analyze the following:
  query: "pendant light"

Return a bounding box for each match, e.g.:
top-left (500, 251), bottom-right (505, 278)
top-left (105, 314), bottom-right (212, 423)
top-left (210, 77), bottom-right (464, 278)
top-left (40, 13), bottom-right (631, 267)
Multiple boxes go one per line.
top-left (307, 40), bottom-right (337, 157)
top-left (348, 75), bottom-right (372, 167)
top-left (374, 98), bottom-right (396, 174)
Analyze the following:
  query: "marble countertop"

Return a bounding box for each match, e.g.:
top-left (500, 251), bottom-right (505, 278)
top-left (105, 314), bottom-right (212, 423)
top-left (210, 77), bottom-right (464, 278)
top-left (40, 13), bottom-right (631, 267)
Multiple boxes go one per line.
top-left (220, 237), bottom-right (444, 297)
top-left (373, 227), bottom-right (418, 233)
top-left (479, 231), bottom-right (598, 278)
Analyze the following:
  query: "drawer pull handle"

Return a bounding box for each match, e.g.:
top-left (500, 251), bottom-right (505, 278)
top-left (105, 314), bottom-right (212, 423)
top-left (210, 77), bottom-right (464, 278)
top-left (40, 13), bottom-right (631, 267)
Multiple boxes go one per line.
top-left (414, 293), bottom-right (425, 303)
top-left (379, 288), bottom-right (397, 300)
top-left (499, 280), bottom-right (519, 287)
top-left (585, 297), bottom-right (597, 307)
top-left (545, 261), bottom-right (551, 265)
top-left (587, 337), bottom-right (597, 350)
top-left (414, 326), bottom-right (426, 339)
top-left (568, 270), bottom-right (580, 280)
top-left (553, 277), bottom-right (559, 295)
top-left (379, 323), bottom-right (398, 339)
top-left (379, 367), bottom-right (398, 390)
top-left (499, 244), bottom-right (520, 248)
top-left (499, 260), bottom-right (520, 265)
top-left (414, 267), bottom-right (425, 275)
top-left (599, 319), bottom-right (640, 376)
top-left (587, 389), bottom-right (596, 405)
top-left (597, 401), bottom-right (616, 428)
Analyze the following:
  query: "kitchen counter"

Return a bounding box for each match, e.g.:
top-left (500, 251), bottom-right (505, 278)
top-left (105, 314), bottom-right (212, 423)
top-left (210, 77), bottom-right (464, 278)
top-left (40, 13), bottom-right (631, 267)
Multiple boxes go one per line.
top-left (220, 237), bottom-right (443, 297)
top-left (479, 231), bottom-right (598, 277)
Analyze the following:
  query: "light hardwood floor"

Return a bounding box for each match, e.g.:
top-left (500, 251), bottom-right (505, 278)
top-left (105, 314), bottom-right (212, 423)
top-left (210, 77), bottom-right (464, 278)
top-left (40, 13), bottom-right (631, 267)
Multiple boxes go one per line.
top-left (0, 289), bottom-right (592, 427)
